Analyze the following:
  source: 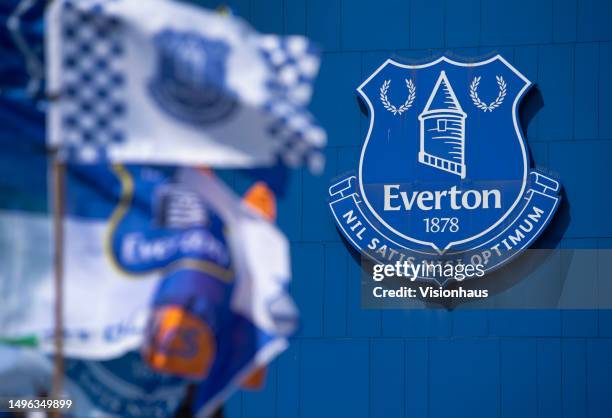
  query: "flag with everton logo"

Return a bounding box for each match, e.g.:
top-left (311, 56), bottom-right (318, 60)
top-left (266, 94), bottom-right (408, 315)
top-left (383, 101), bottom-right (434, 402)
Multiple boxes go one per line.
top-left (0, 162), bottom-right (298, 353)
top-left (2, 0), bottom-right (308, 414)
top-left (46, 0), bottom-right (326, 172)
top-left (0, 162), bottom-right (298, 415)
top-left (143, 170), bottom-right (298, 417)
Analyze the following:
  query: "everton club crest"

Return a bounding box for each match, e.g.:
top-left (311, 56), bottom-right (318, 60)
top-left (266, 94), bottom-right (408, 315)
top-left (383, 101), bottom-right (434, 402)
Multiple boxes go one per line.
top-left (329, 55), bottom-right (561, 283)
top-left (149, 29), bottom-right (237, 126)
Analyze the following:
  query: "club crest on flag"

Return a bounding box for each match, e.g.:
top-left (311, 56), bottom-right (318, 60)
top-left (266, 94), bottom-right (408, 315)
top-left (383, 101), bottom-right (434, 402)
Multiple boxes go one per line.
top-left (106, 166), bottom-right (233, 277)
top-left (329, 55), bottom-right (562, 282)
top-left (48, 0), bottom-right (325, 169)
top-left (149, 29), bottom-right (237, 126)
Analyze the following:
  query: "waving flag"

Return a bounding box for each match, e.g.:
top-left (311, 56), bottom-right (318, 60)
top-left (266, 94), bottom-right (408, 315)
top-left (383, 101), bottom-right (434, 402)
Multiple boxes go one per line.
top-left (0, 164), bottom-right (297, 360)
top-left (0, 164), bottom-right (297, 415)
top-left (3, 0), bottom-right (302, 414)
top-left (143, 170), bottom-right (297, 416)
top-left (46, 0), bottom-right (326, 172)
top-left (0, 346), bottom-right (187, 418)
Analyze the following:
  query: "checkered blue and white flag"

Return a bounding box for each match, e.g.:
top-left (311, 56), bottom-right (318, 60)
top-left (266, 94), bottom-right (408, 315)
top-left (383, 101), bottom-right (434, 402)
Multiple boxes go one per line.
top-left (46, 0), bottom-right (326, 172)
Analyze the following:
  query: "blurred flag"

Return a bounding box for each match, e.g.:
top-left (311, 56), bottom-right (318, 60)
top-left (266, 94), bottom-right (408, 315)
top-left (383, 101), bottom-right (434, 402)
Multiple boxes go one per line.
top-left (0, 165), bottom-right (297, 365)
top-left (144, 170), bottom-right (297, 416)
top-left (47, 0), bottom-right (326, 172)
top-left (62, 351), bottom-right (188, 417)
top-left (0, 0), bottom-right (45, 96)
top-left (3, 1), bottom-right (301, 414)
top-left (0, 345), bottom-right (187, 418)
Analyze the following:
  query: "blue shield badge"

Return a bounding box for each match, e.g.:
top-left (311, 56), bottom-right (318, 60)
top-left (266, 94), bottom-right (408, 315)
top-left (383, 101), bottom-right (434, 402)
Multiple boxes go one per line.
top-left (149, 29), bottom-right (237, 126)
top-left (329, 56), bottom-right (561, 282)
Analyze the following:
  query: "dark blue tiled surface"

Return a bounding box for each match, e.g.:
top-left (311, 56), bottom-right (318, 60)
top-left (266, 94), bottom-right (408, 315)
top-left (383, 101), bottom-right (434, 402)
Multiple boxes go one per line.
top-left (192, 0), bottom-right (612, 416)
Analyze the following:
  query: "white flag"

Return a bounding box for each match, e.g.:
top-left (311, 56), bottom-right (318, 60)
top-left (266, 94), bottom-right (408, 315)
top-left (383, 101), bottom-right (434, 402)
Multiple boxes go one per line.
top-left (46, 0), bottom-right (326, 171)
top-left (0, 165), bottom-right (297, 363)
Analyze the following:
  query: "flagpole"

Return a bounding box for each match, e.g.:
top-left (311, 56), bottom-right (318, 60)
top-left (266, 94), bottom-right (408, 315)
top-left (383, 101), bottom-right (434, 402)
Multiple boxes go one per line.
top-left (51, 158), bottom-right (65, 418)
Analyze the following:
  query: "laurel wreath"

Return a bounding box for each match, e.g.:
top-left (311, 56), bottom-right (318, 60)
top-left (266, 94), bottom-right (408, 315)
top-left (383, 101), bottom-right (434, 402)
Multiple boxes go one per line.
top-left (380, 79), bottom-right (416, 115)
top-left (469, 75), bottom-right (507, 112)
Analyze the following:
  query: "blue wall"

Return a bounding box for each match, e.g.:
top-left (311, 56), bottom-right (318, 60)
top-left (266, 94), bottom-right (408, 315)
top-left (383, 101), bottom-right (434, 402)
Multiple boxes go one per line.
top-left (199, 1), bottom-right (612, 417)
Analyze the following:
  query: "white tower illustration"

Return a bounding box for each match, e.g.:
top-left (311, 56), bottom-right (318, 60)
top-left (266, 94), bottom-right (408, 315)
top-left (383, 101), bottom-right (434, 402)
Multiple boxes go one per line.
top-left (418, 71), bottom-right (467, 179)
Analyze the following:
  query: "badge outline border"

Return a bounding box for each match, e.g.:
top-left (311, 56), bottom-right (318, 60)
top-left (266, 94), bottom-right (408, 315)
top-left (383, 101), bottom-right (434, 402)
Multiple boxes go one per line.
top-left (356, 55), bottom-right (532, 254)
